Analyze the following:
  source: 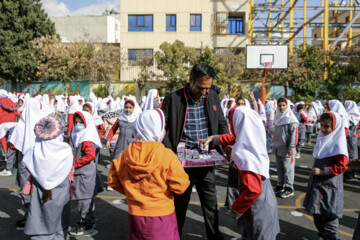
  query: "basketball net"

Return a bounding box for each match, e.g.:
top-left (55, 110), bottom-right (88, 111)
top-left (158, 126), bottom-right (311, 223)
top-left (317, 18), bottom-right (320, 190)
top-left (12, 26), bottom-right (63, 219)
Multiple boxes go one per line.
top-left (263, 62), bottom-right (273, 70)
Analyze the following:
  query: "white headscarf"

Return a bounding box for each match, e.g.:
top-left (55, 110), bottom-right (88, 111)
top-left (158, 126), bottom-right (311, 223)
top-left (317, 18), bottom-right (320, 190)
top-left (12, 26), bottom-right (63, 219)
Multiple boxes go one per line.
top-left (67, 96), bottom-right (81, 114)
top-left (83, 102), bottom-right (104, 126)
top-left (265, 99), bottom-right (276, 112)
top-left (257, 99), bottom-right (266, 122)
top-left (41, 94), bottom-right (51, 106)
top-left (133, 109), bottom-right (165, 143)
top-left (9, 99), bottom-right (54, 154)
top-left (119, 97), bottom-right (142, 123)
top-left (0, 122), bottom-right (18, 139)
top-left (143, 89), bottom-right (159, 111)
top-left (0, 90), bottom-right (8, 98)
top-left (139, 96), bottom-right (147, 110)
top-left (311, 101), bottom-right (323, 118)
top-left (231, 107), bottom-right (270, 179)
top-left (343, 100), bottom-right (360, 126)
top-left (327, 99), bottom-right (350, 128)
top-left (274, 98), bottom-right (299, 126)
top-left (23, 134), bottom-right (73, 190)
top-left (292, 101), bottom-right (307, 121)
top-left (88, 92), bottom-right (98, 104)
top-left (96, 98), bottom-right (110, 116)
top-left (71, 111), bottom-right (102, 148)
top-left (55, 95), bottom-right (66, 113)
top-left (313, 111), bottom-right (348, 159)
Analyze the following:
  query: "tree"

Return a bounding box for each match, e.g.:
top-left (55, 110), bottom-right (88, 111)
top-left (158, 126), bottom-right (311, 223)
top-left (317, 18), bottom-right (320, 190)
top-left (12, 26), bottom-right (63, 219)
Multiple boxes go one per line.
top-left (91, 43), bottom-right (121, 96)
top-left (134, 54), bottom-right (156, 98)
top-left (214, 48), bottom-right (245, 96)
top-left (32, 35), bottom-right (95, 83)
top-left (0, 0), bottom-right (56, 90)
top-left (155, 40), bottom-right (196, 91)
top-left (287, 45), bottom-right (325, 102)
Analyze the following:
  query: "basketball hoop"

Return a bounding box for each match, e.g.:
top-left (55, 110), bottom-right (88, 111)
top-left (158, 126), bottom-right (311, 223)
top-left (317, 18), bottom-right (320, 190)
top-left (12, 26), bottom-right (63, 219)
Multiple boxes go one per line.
top-left (263, 62), bottom-right (273, 70)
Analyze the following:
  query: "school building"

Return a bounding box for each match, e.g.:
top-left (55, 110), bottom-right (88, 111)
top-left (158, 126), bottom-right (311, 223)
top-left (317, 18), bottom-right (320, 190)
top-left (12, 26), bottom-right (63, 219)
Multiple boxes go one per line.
top-left (120, 0), bottom-right (249, 88)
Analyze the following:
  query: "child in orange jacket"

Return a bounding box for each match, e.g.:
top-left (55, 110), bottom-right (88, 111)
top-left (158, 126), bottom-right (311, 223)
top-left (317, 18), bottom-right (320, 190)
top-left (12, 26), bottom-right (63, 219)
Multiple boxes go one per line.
top-left (108, 109), bottom-right (190, 240)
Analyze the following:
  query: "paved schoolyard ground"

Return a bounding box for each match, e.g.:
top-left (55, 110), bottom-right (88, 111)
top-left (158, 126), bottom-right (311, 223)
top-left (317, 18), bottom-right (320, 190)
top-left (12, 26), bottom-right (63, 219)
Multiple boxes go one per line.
top-left (0, 141), bottom-right (359, 240)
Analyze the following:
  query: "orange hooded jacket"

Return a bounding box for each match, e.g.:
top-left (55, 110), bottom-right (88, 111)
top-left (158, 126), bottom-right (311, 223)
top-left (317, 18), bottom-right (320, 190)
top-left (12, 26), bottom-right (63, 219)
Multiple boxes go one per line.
top-left (108, 141), bottom-right (190, 217)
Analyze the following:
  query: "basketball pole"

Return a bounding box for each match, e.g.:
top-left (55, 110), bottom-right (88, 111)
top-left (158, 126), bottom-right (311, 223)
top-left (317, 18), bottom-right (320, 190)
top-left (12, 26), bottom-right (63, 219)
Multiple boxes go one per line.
top-left (261, 68), bottom-right (266, 104)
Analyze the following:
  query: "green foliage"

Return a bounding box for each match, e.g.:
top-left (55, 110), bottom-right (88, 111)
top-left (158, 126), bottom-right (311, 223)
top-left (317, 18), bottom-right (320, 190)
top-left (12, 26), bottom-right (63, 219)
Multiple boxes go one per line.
top-left (155, 40), bottom-right (196, 91)
top-left (0, 0), bottom-right (56, 90)
top-left (287, 45), bottom-right (325, 102)
top-left (135, 55), bottom-right (156, 98)
top-left (92, 85), bottom-right (109, 99)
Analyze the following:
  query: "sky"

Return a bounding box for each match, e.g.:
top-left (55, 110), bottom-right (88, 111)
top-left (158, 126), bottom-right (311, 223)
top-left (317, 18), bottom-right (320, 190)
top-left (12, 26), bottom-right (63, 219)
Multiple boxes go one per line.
top-left (41, 0), bottom-right (120, 16)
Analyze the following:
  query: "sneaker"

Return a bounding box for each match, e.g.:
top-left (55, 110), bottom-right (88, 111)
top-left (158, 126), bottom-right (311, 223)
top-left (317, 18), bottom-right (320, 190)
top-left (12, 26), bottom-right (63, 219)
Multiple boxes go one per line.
top-left (295, 153), bottom-right (301, 159)
top-left (279, 188), bottom-right (294, 198)
top-left (273, 186), bottom-right (284, 194)
top-left (0, 169), bottom-right (12, 176)
top-left (15, 219), bottom-right (26, 231)
top-left (69, 223), bottom-right (98, 236)
top-left (192, 186), bottom-right (197, 193)
top-left (107, 185), bottom-right (113, 191)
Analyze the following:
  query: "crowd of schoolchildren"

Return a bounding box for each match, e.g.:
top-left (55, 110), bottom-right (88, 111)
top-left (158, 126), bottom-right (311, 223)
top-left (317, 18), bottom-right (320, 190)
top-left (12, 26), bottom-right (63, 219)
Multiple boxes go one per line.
top-left (1, 64), bottom-right (360, 240)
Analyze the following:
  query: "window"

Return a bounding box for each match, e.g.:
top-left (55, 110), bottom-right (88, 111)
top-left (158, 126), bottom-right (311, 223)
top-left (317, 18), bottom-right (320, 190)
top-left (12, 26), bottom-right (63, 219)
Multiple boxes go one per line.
top-left (314, 33), bottom-right (318, 39)
top-left (128, 49), bottom-right (153, 66)
top-left (166, 14), bottom-right (176, 32)
top-left (190, 14), bottom-right (202, 31)
top-left (228, 17), bottom-right (243, 34)
top-left (128, 15), bottom-right (153, 31)
top-left (214, 12), bottom-right (244, 35)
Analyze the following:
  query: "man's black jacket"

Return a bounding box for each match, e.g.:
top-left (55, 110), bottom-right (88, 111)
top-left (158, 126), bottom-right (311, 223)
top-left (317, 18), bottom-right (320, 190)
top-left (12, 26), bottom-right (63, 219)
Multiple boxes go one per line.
top-left (161, 86), bottom-right (229, 153)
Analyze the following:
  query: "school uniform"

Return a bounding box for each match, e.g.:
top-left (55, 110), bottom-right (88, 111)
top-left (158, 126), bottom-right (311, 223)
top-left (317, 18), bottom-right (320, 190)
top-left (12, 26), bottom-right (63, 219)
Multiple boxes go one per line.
top-left (106, 98), bottom-right (141, 160)
top-left (8, 99), bottom-right (54, 222)
top-left (265, 100), bottom-right (276, 151)
top-left (214, 106), bottom-right (279, 240)
top-left (293, 102), bottom-right (308, 154)
top-left (71, 111), bottom-right (102, 230)
top-left (272, 99), bottom-right (299, 191)
top-left (0, 123), bottom-right (17, 172)
top-left (303, 111), bottom-right (348, 240)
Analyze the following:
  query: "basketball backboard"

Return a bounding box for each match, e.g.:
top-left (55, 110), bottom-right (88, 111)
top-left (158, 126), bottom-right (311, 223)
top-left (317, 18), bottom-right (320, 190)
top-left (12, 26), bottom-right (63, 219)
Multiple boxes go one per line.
top-left (246, 45), bottom-right (289, 69)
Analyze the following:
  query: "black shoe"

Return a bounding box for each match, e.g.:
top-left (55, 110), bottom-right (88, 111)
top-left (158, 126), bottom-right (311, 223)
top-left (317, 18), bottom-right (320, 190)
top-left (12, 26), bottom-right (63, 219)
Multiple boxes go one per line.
top-left (15, 219), bottom-right (26, 231)
top-left (279, 187), bottom-right (294, 198)
top-left (274, 186), bottom-right (284, 194)
top-left (69, 222), bottom-right (98, 236)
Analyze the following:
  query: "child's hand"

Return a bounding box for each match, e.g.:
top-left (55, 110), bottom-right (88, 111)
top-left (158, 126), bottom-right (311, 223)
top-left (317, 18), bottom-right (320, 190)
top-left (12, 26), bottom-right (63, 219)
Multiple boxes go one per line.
top-left (198, 136), bottom-right (214, 147)
top-left (106, 141), bottom-right (111, 149)
top-left (287, 150), bottom-right (293, 156)
top-left (312, 168), bottom-right (324, 176)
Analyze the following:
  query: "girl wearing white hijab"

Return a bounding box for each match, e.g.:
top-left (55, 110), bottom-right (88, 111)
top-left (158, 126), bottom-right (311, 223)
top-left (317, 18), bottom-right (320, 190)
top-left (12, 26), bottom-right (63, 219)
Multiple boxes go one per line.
top-left (106, 97), bottom-right (141, 160)
top-left (108, 109), bottom-right (190, 240)
top-left (142, 89), bottom-right (160, 111)
top-left (69, 111), bottom-right (102, 237)
top-left (256, 99), bottom-right (266, 123)
top-left (22, 116), bottom-right (73, 240)
top-left (326, 99), bottom-right (350, 130)
top-left (66, 96), bottom-right (81, 136)
top-left (8, 98), bottom-right (54, 229)
top-left (272, 98), bottom-right (299, 198)
top-left (293, 101), bottom-right (308, 158)
top-left (83, 102), bottom-right (105, 138)
top-left (200, 106), bottom-right (280, 240)
top-left (264, 99), bottom-right (277, 153)
top-left (303, 112), bottom-right (348, 240)
top-left (343, 100), bottom-right (360, 181)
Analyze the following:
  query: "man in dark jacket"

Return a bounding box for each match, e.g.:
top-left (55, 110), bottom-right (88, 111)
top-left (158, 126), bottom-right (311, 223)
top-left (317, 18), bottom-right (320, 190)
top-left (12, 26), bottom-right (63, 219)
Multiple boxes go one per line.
top-left (161, 63), bottom-right (229, 240)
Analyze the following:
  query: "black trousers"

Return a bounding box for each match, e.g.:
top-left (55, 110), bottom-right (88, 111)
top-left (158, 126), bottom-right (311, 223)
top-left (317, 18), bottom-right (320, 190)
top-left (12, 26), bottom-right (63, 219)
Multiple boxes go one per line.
top-left (174, 167), bottom-right (224, 240)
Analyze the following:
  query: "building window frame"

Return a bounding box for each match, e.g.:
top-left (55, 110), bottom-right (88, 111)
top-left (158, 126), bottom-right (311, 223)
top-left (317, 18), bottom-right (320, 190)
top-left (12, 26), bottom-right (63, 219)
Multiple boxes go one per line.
top-left (166, 14), bottom-right (176, 32)
top-left (190, 14), bottom-right (202, 31)
top-left (128, 15), bottom-right (153, 32)
top-left (128, 49), bottom-right (154, 66)
top-left (213, 12), bottom-right (245, 35)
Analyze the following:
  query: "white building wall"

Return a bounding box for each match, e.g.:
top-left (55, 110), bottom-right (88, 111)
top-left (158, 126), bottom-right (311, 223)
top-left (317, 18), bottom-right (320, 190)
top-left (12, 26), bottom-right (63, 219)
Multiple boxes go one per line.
top-left (120, 0), bottom-right (248, 82)
top-left (51, 16), bottom-right (120, 43)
